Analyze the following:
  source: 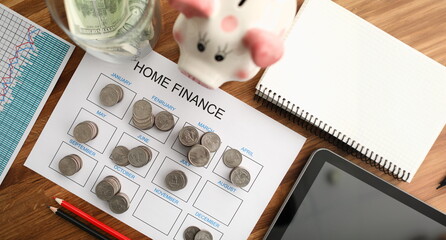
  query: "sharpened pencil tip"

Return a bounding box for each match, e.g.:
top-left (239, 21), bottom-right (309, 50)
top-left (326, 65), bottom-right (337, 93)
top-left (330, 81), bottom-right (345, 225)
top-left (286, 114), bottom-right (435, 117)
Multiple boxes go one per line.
top-left (54, 197), bottom-right (63, 205)
top-left (52, 196), bottom-right (56, 199)
top-left (49, 206), bottom-right (58, 213)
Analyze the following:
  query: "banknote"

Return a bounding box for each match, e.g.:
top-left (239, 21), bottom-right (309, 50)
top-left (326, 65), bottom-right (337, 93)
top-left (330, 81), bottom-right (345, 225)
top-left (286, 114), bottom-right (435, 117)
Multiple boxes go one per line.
top-left (65, 0), bottom-right (154, 57)
top-left (65, 0), bottom-right (129, 39)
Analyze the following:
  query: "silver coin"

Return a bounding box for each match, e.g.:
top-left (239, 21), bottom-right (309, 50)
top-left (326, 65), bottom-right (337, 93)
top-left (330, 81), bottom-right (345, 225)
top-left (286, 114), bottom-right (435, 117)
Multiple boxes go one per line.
top-left (99, 84), bottom-right (121, 107)
top-left (230, 167), bottom-right (251, 188)
top-left (128, 146), bottom-right (152, 167)
top-left (154, 111), bottom-right (175, 131)
top-left (133, 114), bottom-right (154, 130)
top-left (58, 154), bottom-right (82, 176)
top-left (108, 84), bottom-right (124, 102)
top-left (222, 149), bottom-right (242, 168)
top-left (110, 146), bottom-right (130, 166)
top-left (179, 126), bottom-right (200, 147)
top-left (188, 145), bottom-right (211, 167)
top-left (95, 176), bottom-right (121, 201)
top-left (183, 226), bottom-right (200, 240)
top-left (109, 192), bottom-right (130, 214)
top-left (73, 121), bottom-right (98, 143)
top-left (86, 121), bottom-right (98, 138)
top-left (133, 99), bottom-right (152, 120)
top-left (200, 132), bottom-right (221, 152)
top-left (194, 230), bottom-right (213, 240)
top-left (165, 170), bottom-right (187, 191)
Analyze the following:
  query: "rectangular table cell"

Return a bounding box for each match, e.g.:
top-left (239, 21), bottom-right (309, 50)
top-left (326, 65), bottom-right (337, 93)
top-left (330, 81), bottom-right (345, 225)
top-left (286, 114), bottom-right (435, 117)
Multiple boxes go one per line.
top-left (193, 181), bottom-right (242, 225)
top-left (213, 146), bottom-right (263, 192)
top-left (68, 108), bottom-right (116, 153)
top-left (133, 190), bottom-right (182, 235)
top-left (171, 122), bottom-right (217, 168)
top-left (87, 74), bottom-right (137, 119)
top-left (129, 98), bottom-right (179, 144)
top-left (112, 132), bottom-right (159, 178)
top-left (91, 166), bottom-right (140, 203)
top-left (152, 157), bottom-right (201, 202)
top-left (49, 141), bottom-right (97, 187)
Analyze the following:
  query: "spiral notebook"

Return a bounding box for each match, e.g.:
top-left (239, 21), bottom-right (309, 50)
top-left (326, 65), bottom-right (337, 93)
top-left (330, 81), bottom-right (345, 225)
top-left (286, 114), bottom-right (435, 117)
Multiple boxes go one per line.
top-left (256, 0), bottom-right (446, 182)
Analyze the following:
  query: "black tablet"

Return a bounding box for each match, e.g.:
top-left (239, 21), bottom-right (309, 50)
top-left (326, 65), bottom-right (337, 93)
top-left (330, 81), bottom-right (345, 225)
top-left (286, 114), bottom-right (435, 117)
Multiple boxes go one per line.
top-left (264, 149), bottom-right (446, 240)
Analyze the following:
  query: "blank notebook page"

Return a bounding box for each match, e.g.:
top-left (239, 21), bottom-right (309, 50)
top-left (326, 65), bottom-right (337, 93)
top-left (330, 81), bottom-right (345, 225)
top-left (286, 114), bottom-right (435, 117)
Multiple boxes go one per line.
top-left (258, 0), bottom-right (446, 182)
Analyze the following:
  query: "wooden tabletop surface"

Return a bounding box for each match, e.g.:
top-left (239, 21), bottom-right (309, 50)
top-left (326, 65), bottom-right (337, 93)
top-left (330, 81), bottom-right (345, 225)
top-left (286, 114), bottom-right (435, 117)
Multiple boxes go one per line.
top-left (1, 0), bottom-right (445, 239)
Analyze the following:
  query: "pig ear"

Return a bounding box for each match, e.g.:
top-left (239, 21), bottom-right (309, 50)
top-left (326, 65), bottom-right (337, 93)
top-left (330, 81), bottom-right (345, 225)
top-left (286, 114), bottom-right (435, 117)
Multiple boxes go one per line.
top-left (168, 0), bottom-right (214, 18)
top-left (243, 29), bottom-right (284, 68)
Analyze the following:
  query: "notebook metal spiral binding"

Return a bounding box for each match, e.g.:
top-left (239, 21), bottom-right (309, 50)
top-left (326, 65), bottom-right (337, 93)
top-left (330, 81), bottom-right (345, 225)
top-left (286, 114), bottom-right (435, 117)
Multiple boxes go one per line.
top-left (255, 84), bottom-right (409, 181)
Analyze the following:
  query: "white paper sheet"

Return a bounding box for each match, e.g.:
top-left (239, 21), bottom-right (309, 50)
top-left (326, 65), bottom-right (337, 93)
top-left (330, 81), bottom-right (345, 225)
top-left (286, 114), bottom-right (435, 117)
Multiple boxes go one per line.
top-left (256, 0), bottom-right (446, 182)
top-left (25, 53), bottom-right (305, 240)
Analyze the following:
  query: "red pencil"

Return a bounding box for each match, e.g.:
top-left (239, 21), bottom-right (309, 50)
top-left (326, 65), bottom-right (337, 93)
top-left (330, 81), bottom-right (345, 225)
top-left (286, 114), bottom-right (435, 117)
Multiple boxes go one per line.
top-left (54, 197), bottom-right (130, 240)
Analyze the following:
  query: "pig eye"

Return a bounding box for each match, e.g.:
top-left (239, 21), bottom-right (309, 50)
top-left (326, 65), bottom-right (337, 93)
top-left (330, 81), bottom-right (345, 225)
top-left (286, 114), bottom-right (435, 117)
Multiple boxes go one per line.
top-left (215, 54), bottom-right (224, 61)
top-left (197, 32), bottom-right (209, 53)
top-left (197, 42), bottom-right (206, 52)
top-left (215, 44), bottom-right (232, 62)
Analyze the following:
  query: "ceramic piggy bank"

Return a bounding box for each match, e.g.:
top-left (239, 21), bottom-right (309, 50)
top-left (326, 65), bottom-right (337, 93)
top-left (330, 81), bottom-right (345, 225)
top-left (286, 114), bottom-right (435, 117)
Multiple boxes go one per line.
top-left (169, 0), bottom-right (297, 89)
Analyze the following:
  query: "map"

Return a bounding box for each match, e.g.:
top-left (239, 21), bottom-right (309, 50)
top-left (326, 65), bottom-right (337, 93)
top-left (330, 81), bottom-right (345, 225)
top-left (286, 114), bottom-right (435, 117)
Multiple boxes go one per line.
top-left (0, 4), bottom-right (74, 183)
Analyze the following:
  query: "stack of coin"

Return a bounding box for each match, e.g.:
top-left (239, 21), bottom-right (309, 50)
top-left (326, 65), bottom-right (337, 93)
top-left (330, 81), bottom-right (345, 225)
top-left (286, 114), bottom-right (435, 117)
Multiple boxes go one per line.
top-left (73, 121), bottom-right (98, 143)
top-left (95, 175), bottom-right (131, 214)
top-left (179, 126), bottom-right (200, 147)
top-left (110, 146), bottom-right (130, 166)
top-left (188, 144), bottom-right (211, 167)
top-left (183, 227), bottom-right (213, 240)
top-left (99, 84), bottom-right (124, 107)
top-left (183, 226), bottom-right (200, 240)
top-left (222, 149), bottom-right (242, 168)
top-left (165, 170), bottom-right (188, 191)
top-left (154, 111), bottom-right (175, 131)
top-left (95, 176), bottom-right (121, 201)
top-left (128, 146), bottom-right (152, 168)
top-left (132, 99), bottom-right (154, 130)
top-left (58, 154), bottom-right (82, 176)
top-left (200, 132), bottom-right (221, 152)
top-left (230, 167), bottom-right (251, 188)
top-left (109, 192), bottom-right (130, 214)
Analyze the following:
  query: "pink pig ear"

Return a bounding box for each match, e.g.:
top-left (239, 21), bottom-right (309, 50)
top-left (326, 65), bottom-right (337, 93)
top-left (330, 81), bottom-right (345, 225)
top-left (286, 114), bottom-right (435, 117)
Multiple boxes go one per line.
top-left (168, 0), bottom-right (214, 18)
top-left (243, 29), bottom-right (284, 68)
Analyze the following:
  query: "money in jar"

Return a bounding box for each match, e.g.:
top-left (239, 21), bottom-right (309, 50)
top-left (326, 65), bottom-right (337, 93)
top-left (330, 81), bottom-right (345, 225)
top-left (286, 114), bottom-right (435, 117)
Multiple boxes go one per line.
top-left (47, 0), bottom-right (163, 63)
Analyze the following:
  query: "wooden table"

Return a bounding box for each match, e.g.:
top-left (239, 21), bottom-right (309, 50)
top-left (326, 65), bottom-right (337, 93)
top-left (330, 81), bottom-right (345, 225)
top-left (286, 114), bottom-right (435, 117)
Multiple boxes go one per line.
top-left (1, 0), bottom-right (445, 239)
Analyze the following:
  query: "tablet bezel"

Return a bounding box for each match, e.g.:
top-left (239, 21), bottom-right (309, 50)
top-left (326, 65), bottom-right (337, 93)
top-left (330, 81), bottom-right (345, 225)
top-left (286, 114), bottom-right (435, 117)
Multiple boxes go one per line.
top-left (264, 148), bottom-right (446, 240)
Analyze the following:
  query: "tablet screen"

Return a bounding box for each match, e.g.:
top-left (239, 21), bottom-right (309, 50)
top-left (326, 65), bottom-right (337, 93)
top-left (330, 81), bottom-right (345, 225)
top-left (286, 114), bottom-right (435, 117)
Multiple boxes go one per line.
top-left (271, 161), bottom-right (446, 240)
